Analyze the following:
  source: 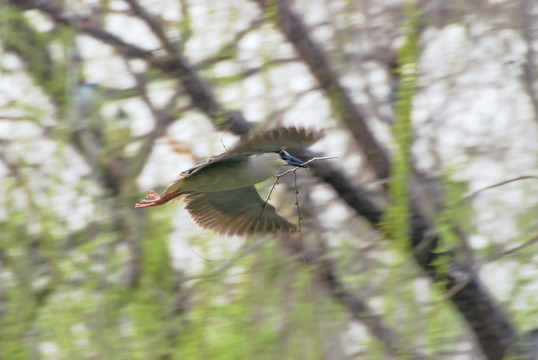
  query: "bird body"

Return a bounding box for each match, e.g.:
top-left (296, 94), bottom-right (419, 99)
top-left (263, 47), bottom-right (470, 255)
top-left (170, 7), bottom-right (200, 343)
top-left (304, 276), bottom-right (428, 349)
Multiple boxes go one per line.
top-left (135, 127), bottom-right (322, 235)
top-left (174, 153), bottom-right (286, 194)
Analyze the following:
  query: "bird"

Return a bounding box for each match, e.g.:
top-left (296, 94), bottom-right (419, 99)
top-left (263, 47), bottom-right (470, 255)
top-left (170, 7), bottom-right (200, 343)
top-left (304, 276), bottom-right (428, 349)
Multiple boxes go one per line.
top-left (135, 127), bottom-right (322, 236)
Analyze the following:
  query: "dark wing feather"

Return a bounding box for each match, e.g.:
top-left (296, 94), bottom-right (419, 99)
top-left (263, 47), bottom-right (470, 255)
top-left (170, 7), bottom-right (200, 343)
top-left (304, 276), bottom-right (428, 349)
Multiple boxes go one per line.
top-left (165, 154), bottom-right (244, 187)
top-left (229, 127), bottom-right (323, 155)
top-left (184, 186), bottom-right (296, 236)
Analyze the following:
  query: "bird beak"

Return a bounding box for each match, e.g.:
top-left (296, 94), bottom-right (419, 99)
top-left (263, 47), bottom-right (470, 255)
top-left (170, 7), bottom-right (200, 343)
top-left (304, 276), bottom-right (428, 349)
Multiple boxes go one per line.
top-left (282, 153), bottom-right (307, 168)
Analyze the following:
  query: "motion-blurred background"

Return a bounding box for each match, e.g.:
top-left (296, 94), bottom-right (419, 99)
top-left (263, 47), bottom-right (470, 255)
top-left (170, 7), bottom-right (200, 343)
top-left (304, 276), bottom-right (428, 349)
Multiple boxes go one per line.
top-left (1, 1), bottom-right (537, 359)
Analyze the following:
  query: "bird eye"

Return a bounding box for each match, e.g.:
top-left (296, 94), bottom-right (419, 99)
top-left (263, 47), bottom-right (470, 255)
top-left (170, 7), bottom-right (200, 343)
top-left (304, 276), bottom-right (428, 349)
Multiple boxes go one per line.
top-left (279, 150), bottom-right (286, 158)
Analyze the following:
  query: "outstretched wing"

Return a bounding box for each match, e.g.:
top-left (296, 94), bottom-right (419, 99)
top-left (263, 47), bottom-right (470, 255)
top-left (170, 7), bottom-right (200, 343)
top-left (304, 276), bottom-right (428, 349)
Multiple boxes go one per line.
top-left (228, 127), bottom-right (323, 156)
top-left (173, 127), bottom-right (322, 179)
top-left (184, 186), bottom-right (296, 236)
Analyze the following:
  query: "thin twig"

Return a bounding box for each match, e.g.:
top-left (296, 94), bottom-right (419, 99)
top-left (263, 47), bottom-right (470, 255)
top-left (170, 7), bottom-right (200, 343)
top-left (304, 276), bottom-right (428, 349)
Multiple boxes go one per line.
top-left (293, 170), bottom-right (308, 268)
top-left (440, 233), bottom-right (538, 302)
top-left (461, 175), bottom-right (538, 203)
top-left (184, 257), bottom-right (299, 282)
top-left (266, 156), bottom-right (338, 268)
top-left (186, 236), bottom-right (271, 281)
top-left (438, 175), bottom-right (538, 299)
top-left (259, 156), bottom-right (337, 230)
top-left (258, 174), bottom-right (281, 222)
top-left (486, 234), bottom-right (538, 263)
top-left (275, 156), bottom-right (339, 178)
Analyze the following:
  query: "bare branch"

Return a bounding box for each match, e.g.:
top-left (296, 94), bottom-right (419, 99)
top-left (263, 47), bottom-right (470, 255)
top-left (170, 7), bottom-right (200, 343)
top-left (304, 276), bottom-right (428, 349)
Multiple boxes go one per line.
top-left (441, 233), bottom-right (538, 302)
top-left (462, 175), bottom-right (538, 203)
top-left (124, 0), bottom-right (176, 55)
top-left (292, 170), bottom-right (308, 267)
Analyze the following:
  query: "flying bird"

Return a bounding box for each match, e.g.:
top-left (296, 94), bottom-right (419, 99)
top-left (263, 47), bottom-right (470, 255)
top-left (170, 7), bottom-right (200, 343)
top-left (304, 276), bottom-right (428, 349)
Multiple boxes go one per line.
top-left (135, 127), bottom-right (322, 235)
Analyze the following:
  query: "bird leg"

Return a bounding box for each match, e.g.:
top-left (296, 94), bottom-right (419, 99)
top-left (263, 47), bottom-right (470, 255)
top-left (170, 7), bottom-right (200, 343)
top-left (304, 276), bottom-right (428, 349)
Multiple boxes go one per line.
top-left (134, 190), bottom-right (162, 208)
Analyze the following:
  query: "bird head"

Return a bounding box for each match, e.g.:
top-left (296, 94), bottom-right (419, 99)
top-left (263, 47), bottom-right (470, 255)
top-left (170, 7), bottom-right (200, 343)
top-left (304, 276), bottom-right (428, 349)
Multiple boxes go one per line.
top-left (276, 150), bottom-right (307, 168)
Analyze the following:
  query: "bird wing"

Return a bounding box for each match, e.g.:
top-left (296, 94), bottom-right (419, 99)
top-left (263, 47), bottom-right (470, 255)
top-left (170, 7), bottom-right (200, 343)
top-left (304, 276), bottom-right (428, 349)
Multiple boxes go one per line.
top-left (159, 154), bottom-right (246, 197)
top-left (175, 152), bottom-right (248, 179)
top-left (184, 186), bottom-right (296, 236)
top-left (228, 127), bottom-right (323, 156)
top-left (173, 127), bottom-right (322, 179)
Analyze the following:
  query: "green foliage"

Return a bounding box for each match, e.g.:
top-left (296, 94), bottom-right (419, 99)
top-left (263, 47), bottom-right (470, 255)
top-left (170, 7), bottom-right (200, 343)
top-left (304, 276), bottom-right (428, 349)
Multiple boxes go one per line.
top-left (0, 185), bottom-right (55, 359)
top-left (177, 6), bottom-right (193, 51)
top-left (170, 242), bottom-right (343, 360)
top-left (0, 280), bottom-right (35, 360)
top-left (383, 4), bottom-right (421, 252)
top-left (140, 210), bottom-right (176, 289)
top-left (263, 0), bottom-right (281, 28)
top-left (2, 184), bottom-right (345, 359)
top-left (423, 304), bottom-right (465, 356)
top-left (431, 175), bottom-right (472, 270)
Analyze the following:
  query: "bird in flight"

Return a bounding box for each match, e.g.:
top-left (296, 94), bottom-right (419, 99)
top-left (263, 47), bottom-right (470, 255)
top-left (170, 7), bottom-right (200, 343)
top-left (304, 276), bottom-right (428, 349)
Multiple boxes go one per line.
top-left (135, 127), bottom-right (322, 235)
